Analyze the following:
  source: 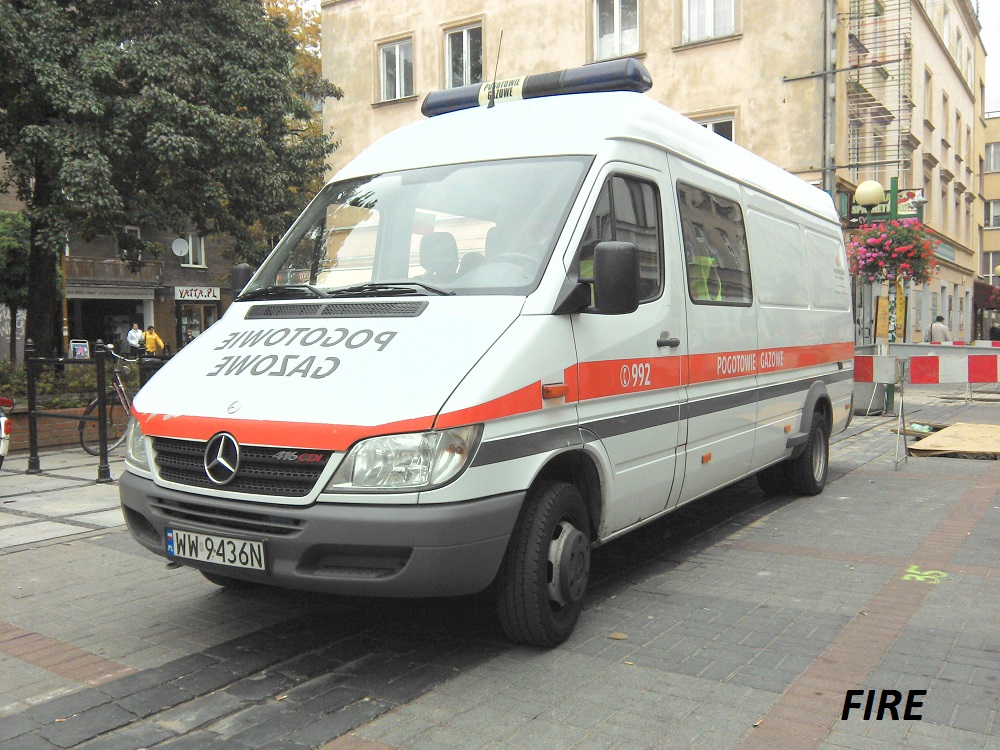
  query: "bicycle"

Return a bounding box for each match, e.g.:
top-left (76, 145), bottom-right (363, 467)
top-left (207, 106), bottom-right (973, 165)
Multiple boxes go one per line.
top-left (79, 344), bottom-right (136, 455)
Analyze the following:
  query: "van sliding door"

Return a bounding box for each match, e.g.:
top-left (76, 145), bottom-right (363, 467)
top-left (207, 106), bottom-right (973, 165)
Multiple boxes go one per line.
top-left (670, 160), bottom-right (757, 506)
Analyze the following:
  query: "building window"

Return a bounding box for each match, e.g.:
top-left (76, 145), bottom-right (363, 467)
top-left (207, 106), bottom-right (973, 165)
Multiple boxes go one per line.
top-left (987, 200), bottom-right (1000, 230)
top-left (699, 117), bottom-right (734, 141)
top-left (987, 143), bottom-right (1000, 173)
top-left (849, 120), bottom-right (861, 182)
top-left (923, 69), bottom-right (933, 123)
top-left (446, 24), bottom-right (482, 88)
top-left (594, 0), bottom-right (639, 60)
top-left (683, 0), bottom-right (735, 44)
top-left (379, 38), bottom-right (413, 102)
top-left (183, 234), bottom-right (206, 267)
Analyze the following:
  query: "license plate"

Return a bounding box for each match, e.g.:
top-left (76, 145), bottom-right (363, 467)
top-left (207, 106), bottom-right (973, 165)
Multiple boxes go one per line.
top-left (166, 528), bottom-right (266, 571)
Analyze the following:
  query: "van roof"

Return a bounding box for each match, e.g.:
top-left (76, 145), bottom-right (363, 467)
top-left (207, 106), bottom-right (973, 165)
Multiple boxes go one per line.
top-left (334, 91), bottom-right (839, 224)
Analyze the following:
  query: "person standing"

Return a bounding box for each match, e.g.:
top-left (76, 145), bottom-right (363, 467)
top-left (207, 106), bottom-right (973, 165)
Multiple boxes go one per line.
top-left (144, 326), bottom-right (165, 356)
top-left (925, 315), bottom-right (952, 343)
top-left (126, 323), bottom-right (144, 356)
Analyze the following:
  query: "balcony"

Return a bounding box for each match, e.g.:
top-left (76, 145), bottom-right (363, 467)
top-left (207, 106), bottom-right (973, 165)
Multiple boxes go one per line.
top-left (64, 256), bottom-right (163, 287)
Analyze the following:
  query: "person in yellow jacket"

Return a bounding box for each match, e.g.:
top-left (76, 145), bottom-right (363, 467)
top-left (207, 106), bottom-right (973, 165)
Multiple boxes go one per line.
top-left (144, 326), bottom-right (165, 356)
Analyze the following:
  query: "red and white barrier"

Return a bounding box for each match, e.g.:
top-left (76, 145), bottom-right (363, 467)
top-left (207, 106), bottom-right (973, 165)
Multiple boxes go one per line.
top-left (853, 355), bottom-right (899, 384)
top-left (909, 355), bottom-right (1000, 384)
top-left (854, 353), bottom-right (1000, 385)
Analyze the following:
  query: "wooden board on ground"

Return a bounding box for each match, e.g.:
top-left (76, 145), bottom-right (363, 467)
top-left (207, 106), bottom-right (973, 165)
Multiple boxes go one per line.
top-left (908, 422), bottom-right (1000, 458)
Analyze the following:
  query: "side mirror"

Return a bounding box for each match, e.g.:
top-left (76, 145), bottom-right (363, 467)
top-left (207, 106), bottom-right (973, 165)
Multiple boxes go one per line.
top-left (593, 241), bottom-right (640, 315)
top-left (230, 263), bottom-right (255, 297)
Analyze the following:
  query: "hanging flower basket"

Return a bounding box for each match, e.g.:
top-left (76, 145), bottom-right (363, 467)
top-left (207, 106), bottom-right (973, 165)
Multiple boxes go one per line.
top-left (846, 219), bottom-right (940, 286)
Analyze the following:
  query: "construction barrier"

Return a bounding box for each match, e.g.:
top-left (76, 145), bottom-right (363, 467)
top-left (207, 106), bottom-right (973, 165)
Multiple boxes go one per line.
top-left (909, 355), bottom-right (1000, 384)
top-left (855, 353), bottom-right (1000, 385)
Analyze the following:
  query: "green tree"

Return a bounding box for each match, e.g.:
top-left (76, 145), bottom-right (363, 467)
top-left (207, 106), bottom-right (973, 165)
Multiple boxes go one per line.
top-left (0, 210), bottom-right (30, 363)
top-left (0, 0), bottom-right (343, 355)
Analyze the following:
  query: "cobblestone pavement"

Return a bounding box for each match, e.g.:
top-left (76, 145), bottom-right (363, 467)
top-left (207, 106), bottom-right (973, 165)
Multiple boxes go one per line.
top-left (0, 385), bottom-right (997, 749)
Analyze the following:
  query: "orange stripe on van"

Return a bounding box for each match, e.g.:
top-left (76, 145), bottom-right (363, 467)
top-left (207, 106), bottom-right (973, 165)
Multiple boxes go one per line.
top-left (134, 412), bottom-right (436, 451)
top-left (434, 381), bottom-right (543, 430)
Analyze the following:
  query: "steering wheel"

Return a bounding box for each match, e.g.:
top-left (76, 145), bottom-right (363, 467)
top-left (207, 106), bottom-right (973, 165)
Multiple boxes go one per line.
top-left (494, 252), bottom-right (537, 270)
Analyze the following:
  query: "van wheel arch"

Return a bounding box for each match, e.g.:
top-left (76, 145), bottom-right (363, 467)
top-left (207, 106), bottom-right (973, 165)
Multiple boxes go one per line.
top-left (791, 384), bottom-right (833, 460)
top-left (531, 449), bottom-right (603, 542)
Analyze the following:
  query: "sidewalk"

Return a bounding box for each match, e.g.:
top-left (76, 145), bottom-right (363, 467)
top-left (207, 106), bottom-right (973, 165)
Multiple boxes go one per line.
top-left (0, 384), bottom-right (997, 750)
top-left (0, 450), bottom-right (126, 552)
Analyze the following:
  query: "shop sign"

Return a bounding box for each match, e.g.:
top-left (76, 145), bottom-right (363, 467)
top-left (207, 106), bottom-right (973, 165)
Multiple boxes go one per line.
top-left (175, 286), bottom-right (220, 301)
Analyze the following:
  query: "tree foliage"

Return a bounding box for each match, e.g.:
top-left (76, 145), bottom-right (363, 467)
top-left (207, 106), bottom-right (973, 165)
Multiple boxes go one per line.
top-left (0, 0), bottom-right (343, 354)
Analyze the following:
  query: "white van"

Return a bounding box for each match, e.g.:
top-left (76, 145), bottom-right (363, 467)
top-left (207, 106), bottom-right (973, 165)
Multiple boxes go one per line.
top-left (120, 60), bottom-right (854, 647)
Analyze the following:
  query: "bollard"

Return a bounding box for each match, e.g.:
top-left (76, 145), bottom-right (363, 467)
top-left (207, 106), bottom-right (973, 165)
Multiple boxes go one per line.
top-left (25, 339), bottom-right (41, 473)
top-left (95, 341), bottom-right (112, 482)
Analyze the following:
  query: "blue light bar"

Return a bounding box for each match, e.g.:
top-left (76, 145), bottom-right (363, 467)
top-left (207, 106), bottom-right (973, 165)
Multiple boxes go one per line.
top-left (421, 58), bottom-right (653, 118)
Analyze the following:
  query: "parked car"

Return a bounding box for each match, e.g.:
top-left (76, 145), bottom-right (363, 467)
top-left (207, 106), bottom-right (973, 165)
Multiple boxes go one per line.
top-left (0, 397), bottom-right (13, 470)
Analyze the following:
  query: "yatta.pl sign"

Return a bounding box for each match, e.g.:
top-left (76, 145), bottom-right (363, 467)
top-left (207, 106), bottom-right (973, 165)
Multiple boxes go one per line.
top-left (175, 286), bottom-right (220, 301)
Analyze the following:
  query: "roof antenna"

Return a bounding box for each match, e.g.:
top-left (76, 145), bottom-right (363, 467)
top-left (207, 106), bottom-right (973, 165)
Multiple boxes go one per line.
top-left (487, 30), bottom-right (503, 108)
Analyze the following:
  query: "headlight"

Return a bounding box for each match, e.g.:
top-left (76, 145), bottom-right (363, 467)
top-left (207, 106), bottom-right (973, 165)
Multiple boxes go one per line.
top-left (124, 418), bottom-right (150, 472)
top-left (326, 425), bottom-right (482, 491)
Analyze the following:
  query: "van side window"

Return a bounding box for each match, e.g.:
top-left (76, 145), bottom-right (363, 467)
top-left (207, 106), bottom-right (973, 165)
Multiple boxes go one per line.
top-left (677, 182), bottom-right (752, 305)
top-left (578, 175), bottom-right (663, 303)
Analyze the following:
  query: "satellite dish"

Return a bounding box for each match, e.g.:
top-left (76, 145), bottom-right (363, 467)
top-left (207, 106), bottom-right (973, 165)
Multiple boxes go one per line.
top-left (171, 238), bottom-right (189, 257)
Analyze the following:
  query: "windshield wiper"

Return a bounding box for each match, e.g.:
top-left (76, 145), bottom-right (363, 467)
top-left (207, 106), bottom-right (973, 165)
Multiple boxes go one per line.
top-left (325, 282), bottom-right (455, 298)
top-left (238, 284), bottom-right (330, 301)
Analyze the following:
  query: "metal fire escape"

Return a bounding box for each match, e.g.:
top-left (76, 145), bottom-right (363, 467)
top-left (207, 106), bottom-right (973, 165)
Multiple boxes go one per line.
top-left (842, 0), bottom-right (913, 187)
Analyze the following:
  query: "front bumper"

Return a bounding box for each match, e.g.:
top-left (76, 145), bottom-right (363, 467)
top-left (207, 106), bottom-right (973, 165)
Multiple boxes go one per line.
top-left (119, 471), bottom-right (524, 597)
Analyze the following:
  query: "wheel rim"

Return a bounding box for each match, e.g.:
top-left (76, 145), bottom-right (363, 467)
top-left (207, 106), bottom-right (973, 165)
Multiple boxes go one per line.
top-left (812, 427), bottom-right (828, 482)
top-left (547, 520), bottom-right (590, 609)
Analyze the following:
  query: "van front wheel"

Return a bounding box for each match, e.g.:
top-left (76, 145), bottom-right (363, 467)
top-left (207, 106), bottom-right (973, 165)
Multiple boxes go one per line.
top-left (495, 481), bottom-right (591, 647)
top-left (788, 411), bottom-right (829, 496)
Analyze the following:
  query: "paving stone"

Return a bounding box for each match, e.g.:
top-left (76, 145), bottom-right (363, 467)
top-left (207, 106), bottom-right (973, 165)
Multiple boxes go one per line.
top-left (117, 683), bottom-right (192, 718)
top-left (36, 703), bottom-right (136, 748)
top-left (75, 721), bottom-right (176, 749)
top-left (286, 699), bottom-right (393, 746)
top-left (23, 688), bottom-right (112, 725)
top-left (153, 692), bottom-right (243, 735)
top-left (0, 713), bottom-right (42, 743)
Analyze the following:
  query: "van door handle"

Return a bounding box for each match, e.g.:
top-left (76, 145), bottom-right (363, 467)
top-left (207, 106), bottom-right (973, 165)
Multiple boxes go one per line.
top-left (657, 337), bottom-right (681, 348)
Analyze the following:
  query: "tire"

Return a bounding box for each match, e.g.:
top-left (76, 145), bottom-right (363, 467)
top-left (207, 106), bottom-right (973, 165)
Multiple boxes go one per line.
top-left (495, 481), bottom-right (591, 647)
top-left (200, 570), bottom-right (256, 589)
top-left (79, 393), bottom-right (129, 455)
top-left (787, 411), bottom-right (829, 496)
top-left (756, 462), bottom-right (790, 495)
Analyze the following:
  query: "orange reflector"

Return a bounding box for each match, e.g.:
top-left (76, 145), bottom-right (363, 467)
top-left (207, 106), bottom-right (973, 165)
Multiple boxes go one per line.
top-left (542, 383), bottom-right (569, 400)
top-left (784, 425), bottom-right (792, 433)
top-left (701, 453), bottom-right (712, 464)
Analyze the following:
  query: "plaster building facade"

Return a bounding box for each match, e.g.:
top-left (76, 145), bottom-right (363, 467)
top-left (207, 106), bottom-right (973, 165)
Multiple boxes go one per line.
top-left (321, 0), bottom-right (987, 342)
top-left (980, 111), bottom-right (1000, 328)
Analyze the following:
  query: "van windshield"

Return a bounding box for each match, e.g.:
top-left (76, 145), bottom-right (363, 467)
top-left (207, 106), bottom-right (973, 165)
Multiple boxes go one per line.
top-left (243, 156), bottom-right (592, 299)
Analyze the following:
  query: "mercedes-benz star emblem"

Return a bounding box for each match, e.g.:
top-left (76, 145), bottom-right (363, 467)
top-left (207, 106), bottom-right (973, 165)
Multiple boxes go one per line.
top-left (204, 433), bottom-right (240, 485)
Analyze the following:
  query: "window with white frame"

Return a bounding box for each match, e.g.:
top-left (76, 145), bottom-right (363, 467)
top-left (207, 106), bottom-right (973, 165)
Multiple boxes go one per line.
top-left (379, 38), bottom-right (413, 102)
top-left (184, 234), bottom-right (206, 266)
top-left (987, 143), bottom-right (1000, 173)
top-left (445, 24), bottom-right (482, 89)
top-left (699, 117), bottom-right (733, 141)
top-left (683, 0), bottom-right (735, 44)
top-left (987, 200), bottom-right (1000, 229)
top-left (594, 0), bottom-right (639, 60)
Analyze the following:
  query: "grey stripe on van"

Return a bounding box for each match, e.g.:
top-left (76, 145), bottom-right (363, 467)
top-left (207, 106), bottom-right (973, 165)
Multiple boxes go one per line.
top-left (469, 370), bottom-right (852, 467)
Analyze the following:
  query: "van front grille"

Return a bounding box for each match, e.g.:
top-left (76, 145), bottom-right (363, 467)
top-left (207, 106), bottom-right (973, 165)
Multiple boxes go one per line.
top-left (150, 496), bottom-right (303, 536)
top-left (153, 437), bottom-right (330, 498)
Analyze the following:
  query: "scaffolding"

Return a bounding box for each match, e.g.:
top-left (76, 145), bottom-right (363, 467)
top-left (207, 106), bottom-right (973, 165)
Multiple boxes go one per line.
top-left (843, 0), bottom-right (913, 186)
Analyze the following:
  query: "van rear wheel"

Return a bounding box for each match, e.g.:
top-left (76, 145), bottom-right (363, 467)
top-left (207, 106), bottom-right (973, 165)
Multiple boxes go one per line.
top-left (495, 481), bottom-right (591, 647)
top-left (788, 411), bottom-right (829, 496)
